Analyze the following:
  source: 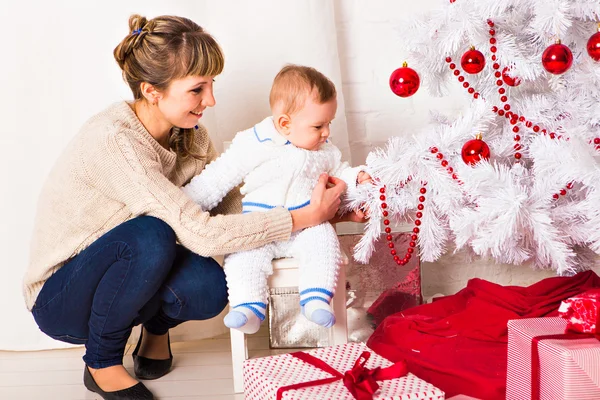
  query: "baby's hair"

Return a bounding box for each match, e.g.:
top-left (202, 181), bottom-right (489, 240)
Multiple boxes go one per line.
top-left (113, 14), bottom-right (224, 158)
top-left (269, 65), bottom-right (336, 115)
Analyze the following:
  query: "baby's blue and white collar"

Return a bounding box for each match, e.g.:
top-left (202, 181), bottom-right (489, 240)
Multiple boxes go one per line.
top-left (252, 117), bottom-right (292, 147)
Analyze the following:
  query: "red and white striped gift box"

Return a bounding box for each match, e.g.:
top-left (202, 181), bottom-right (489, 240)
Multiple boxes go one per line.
top-left (507, 317), bottom-right (600, 400)
top-left (243, 342), bottom-right (445, 399)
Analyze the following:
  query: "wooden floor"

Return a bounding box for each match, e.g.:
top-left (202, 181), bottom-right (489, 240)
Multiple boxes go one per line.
top-left (0, 327), bottom-right (473, 400)
top-left (0, 326), bottom-right (290, 400)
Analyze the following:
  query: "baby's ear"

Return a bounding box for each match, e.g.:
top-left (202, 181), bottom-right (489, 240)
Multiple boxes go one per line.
top-left (275, 114), bottom-right (292, 135)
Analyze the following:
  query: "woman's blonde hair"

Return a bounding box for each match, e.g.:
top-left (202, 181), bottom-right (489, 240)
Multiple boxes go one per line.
top-left (114, 14), bottom-right (224, 158)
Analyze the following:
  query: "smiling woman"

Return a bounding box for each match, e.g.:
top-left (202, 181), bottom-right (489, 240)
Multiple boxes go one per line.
top-left (131, 75), bottom-right (216, 151)
top-left (113, 15), bottom-right (223, 158)
top-left (22, 13), bottom-right (348, 400)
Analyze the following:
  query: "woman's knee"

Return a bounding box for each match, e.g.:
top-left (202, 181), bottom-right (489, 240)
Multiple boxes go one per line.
top-left (125, 216), bottom-right (177, 268)
top-left (166, 255), bottom-right (228, 320)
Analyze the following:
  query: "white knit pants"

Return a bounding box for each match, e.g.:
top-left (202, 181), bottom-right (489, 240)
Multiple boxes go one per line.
top-left (223, 222), bottom-right (342, 308)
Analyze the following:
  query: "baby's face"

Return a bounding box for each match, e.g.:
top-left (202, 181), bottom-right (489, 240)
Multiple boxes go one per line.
top-left (286, 96), bottom-right (337, 151)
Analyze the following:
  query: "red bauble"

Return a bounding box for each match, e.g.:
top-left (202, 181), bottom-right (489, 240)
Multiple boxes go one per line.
top-left (502, 66), bottom-right (521, 87)
top-left (461, 134), bottom-right (491, 165)
top-left (587, 30), bottom-right (600, 62)
top-left (542, 41), bottom-right (573, 75)
top-left (461, 48), bottom-right (486, 74)
top-left (389, 62), bottom-right (420, 98)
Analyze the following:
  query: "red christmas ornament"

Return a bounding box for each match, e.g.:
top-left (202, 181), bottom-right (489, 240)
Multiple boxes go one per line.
top-left (389, 62), bottom-right (420, 98)
top-left (461, 47), bottom-right (486, 74)
top-left (461, 133), bottom-right (491, 165)
top-left (587, 25), bottom-right (600, 62)
top-left (502, 66), bottom-right (521, 87)
top-left (542, 40), bottom-right (573, 75)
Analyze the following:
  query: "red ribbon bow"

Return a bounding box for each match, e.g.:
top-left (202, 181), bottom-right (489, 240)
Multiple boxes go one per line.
top-left (276, 350), bottom-right (408, 400)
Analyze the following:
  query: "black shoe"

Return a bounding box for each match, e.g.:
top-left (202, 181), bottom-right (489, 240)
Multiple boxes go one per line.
top-left (83, 366), bottom-right (154, 400)
top-left (132, 327), bottom-right (173, 380)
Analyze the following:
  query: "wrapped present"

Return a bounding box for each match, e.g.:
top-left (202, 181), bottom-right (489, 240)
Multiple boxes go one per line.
top-left (268, 233), bottom-right (421, 348)
top-left (243, 342), bottom-right (445, 399)
top-left (507, 317), bottom-right (600, 400)
top-left (558, 289), bottom-right (600, 335)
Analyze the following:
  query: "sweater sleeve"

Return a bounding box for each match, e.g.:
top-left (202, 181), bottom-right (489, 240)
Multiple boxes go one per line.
top-left (86, 130), bottom-right (291, 257)
top-left (182, 130), bottom-right (262, 211)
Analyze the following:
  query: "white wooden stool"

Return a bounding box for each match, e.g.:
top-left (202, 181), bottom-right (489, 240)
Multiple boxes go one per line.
top-left (230, 254), bottom-right (349, 393)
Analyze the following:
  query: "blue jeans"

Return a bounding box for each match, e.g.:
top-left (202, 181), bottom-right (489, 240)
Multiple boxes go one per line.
top-left (31, 216), bottom-right (228, 369)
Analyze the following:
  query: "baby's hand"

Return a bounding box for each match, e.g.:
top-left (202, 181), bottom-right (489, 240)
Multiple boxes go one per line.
top-left (357, 171), bottom-right (373, 185)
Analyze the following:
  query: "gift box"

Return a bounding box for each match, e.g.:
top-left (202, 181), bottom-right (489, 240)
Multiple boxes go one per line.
top-left (243, 342), bottom-right (445, 399)
top-left (268, 233), bottom-right (422, 348)
top-left (558, 289), bottom-right (600, 335)
top-left (506, 317), bottom-right (600, 400)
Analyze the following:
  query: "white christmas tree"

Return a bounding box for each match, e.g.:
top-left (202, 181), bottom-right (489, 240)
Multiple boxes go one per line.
top-left (345, 0), bottom-right (600, 275)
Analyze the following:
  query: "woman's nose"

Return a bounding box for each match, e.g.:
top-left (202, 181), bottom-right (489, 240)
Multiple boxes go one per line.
top-left (203, 90), bottom-right (216, 107)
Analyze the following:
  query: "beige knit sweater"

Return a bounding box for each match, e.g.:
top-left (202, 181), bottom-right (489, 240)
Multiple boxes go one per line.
top-left (23, 101), bottom-right (292, 310)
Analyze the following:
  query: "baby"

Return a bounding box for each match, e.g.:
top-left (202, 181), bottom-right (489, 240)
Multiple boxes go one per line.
top-left (183, 65), bottom-right (370, 334)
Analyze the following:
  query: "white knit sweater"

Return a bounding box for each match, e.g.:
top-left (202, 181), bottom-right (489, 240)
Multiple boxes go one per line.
top-left (183, 117), bottom-right (363, 214)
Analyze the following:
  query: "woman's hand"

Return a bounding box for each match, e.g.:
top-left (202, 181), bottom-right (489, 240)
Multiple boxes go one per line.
top-left (290, 174), bottom-right (346, 232)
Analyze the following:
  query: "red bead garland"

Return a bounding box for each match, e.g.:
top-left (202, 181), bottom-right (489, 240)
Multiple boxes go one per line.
top-left (446, 20), bottom-right (596, 163)
top-left (483, 21), bottom-right (571, 159)
top-left (380, 147), bottom-right (466, 266)
top-left (486, 22), bottom-right (525, 161)
top-left (379, 185), bottom-right (427, 266)
top-left (445, 56), bottom-right (480, 100)
top-left (552, 183), bottom-right (573, 200)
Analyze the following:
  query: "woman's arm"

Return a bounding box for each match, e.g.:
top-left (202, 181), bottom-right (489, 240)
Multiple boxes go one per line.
top-left (89, 131), bottom-right (343, 256)
top-left (87, 130), bottom-right (291, 257)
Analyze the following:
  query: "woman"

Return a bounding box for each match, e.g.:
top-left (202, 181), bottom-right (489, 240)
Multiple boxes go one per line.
top-left (23, 14), bottom-right (364, 400)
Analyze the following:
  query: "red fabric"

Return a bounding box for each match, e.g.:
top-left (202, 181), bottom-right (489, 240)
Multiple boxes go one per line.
top-left (366, 270), bottom-right (600, 400)
top-left (368, 289), bottom-right (422, 326)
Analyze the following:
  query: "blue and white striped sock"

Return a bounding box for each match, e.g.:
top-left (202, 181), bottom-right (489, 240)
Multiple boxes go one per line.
top-left (224, 302), bottom-right (266, 334)
top-left (300, 288), bottom-right (335, 328)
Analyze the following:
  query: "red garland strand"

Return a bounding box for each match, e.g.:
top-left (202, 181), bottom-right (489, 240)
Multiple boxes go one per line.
top-left (485, 20), bottom-right (564, 161)
top-left (382, 147), bottom-right (462, 265)
top-left (444, 19), bottom-right (575, 159)
top-left (552, 182), bottom-right (574, 200)
top-left (380, 185), bottom-right (422, 266)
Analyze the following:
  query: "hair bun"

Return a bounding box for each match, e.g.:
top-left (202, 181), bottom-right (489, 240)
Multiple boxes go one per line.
top-left (129, 14), bottom-right (148, 34)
